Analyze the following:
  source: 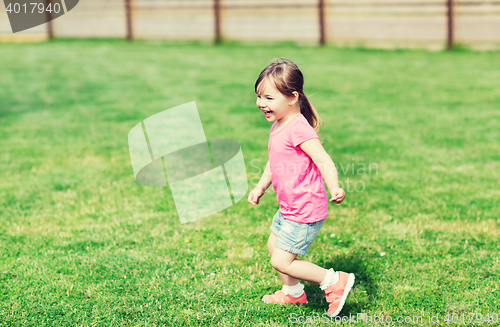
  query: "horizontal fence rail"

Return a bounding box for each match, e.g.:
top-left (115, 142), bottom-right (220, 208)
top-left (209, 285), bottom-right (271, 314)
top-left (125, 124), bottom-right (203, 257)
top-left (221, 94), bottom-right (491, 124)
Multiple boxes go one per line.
top-left (0, 0), bottom-right (498, 49)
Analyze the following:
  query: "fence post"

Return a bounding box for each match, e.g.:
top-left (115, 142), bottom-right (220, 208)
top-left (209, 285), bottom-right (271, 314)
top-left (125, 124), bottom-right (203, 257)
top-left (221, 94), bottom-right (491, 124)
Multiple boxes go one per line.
top-left (318, 0), bottom-right (326, 46)
top-left (46, 0), bottom-right (53, 39)
top-left (447, 0), bottom-right (454, 50)
top-left (214, 0), bottom-right (221, 44)
top-left (125, 0), bottom-right (133, 41)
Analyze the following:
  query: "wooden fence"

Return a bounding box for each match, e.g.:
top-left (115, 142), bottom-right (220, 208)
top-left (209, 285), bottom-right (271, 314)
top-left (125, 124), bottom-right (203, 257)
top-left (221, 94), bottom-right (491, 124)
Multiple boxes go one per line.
top-left (1, 0), bottom-right (499, 50)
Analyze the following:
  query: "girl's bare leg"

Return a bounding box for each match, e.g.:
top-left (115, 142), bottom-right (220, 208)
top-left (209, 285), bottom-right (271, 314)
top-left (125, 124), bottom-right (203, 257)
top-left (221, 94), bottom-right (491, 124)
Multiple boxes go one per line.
top-left (268, 237), bottom-right (327, 284)
top-left (267, 232), bottom-right (301, 286)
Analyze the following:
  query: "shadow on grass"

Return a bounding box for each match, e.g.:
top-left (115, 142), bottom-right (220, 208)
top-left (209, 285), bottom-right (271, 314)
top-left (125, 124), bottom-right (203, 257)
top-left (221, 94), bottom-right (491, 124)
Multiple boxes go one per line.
top-left (303, 252), bottom-right (378, 315)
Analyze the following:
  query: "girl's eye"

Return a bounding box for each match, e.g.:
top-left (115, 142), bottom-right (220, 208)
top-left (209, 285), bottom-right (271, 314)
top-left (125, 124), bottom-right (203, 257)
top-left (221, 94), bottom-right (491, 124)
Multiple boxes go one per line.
top-left (267, 98), bottom-right (273, 100)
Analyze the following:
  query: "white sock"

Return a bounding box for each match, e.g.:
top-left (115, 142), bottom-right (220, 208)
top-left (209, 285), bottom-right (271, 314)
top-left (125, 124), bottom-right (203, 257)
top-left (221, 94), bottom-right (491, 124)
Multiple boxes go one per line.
top-left (319, 268), bottom-right (339, 291)
top-left (282, 282), bottom-right (305, 297)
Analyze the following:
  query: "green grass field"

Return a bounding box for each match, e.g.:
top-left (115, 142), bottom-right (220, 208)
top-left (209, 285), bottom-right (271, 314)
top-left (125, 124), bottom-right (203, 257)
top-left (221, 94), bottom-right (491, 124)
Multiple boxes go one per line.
top-left (0, 39), bottom-right (499, 326)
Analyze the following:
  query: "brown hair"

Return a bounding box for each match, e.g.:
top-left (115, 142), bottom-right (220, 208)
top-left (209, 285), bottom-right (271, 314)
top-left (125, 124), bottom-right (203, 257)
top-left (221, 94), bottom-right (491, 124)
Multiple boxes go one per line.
top-left (255, 58), bottom-right (324, 133)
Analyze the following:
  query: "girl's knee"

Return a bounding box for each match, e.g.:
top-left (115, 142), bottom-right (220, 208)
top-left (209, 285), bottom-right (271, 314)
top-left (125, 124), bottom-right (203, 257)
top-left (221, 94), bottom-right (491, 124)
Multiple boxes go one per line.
top-left (267, 241), bottom-right (274, 257)
top-left (267, 233), bottom-right (277, 257)
top-left (270, 255), bottom-right (286, 273)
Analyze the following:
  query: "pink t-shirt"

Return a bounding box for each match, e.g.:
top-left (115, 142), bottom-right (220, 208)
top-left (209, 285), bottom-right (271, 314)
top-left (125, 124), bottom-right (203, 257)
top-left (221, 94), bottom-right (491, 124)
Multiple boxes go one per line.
top-left (268, 114), bottom-right (328, 223)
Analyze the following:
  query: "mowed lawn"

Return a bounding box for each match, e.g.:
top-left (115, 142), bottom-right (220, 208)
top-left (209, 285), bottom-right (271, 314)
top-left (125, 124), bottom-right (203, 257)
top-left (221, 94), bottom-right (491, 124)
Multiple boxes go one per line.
top-left (0, 40), bottom-right (499, 326)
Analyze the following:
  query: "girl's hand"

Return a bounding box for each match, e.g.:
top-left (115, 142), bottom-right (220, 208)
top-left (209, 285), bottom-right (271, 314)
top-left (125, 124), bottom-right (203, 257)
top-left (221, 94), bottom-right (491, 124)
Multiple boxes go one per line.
top-left (329, 188), bottom-right (346, 204)
top-left (248, 187), bottom-right (265, 205)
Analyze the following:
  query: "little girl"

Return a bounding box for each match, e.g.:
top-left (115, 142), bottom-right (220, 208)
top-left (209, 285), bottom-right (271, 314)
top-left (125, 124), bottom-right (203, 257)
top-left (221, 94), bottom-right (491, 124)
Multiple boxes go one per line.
top-left (248, 58), bottom-right (355, 318)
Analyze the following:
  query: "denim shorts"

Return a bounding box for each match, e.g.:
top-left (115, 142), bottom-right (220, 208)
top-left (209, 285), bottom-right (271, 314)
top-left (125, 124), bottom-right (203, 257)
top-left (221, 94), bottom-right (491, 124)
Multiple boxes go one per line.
top-left (269, 209), bottom-right (325, 256)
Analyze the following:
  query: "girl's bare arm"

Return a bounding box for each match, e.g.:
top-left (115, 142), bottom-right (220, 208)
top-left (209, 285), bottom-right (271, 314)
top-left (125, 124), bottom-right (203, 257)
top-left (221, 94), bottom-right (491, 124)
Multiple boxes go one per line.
top-left (255, 160), bottom-right (272, 192)
top-left (248, 160), bottom-right (272, 205)
top-left (299, 139), bottom-right (346, 204)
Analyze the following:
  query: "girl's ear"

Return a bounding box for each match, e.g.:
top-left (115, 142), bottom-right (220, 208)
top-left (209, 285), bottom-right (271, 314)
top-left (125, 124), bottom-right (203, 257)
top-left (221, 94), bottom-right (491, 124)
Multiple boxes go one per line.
top-left (289, 91), bottom-right (299, 105)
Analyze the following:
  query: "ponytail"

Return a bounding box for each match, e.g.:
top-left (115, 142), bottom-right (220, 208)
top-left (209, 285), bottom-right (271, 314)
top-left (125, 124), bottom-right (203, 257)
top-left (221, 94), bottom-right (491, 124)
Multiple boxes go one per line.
top-left (299, 93), bottom-right (324, 134)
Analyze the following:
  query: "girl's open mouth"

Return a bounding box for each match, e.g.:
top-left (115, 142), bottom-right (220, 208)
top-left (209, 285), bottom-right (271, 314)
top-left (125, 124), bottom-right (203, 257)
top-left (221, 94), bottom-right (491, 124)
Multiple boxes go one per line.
top-left (264, 110), bottom-right (273, 115)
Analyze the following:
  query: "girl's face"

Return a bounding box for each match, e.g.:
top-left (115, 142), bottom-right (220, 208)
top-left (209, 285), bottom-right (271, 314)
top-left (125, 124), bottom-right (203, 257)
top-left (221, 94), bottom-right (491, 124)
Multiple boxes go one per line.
top-left (256, 78), bottom-right (298, 123)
